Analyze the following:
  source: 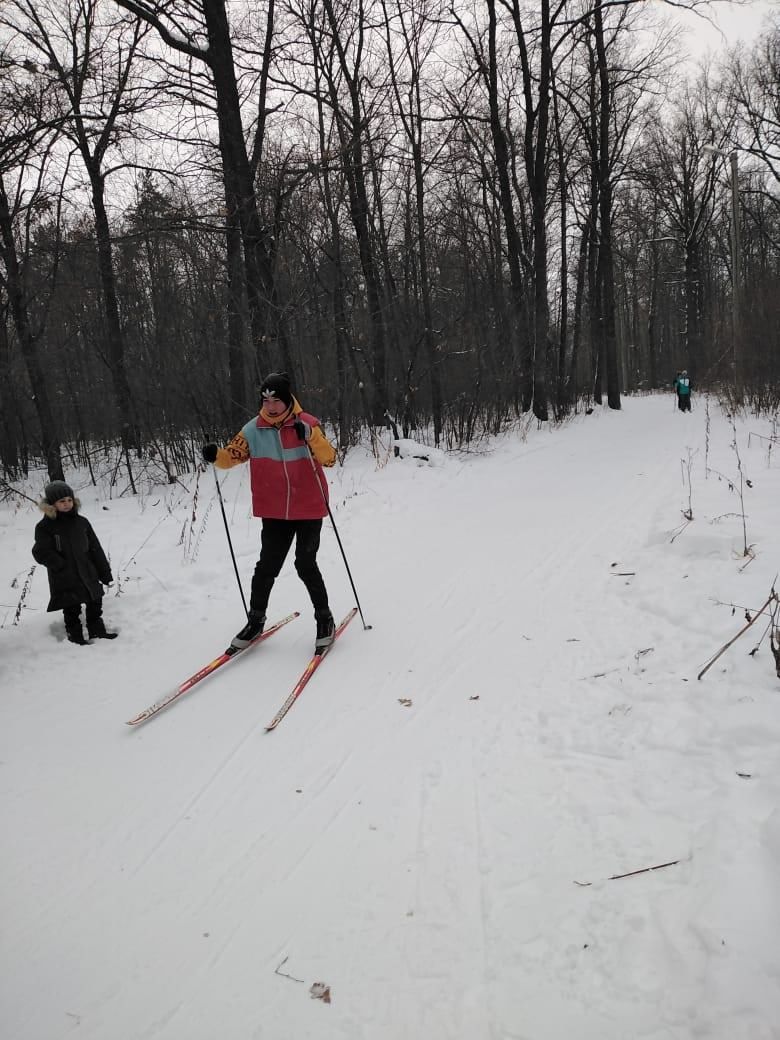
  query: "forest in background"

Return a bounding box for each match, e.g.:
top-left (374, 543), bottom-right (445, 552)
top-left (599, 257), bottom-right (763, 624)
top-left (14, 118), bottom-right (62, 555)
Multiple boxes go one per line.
top-left (1, 0), bottom-right (778, 486)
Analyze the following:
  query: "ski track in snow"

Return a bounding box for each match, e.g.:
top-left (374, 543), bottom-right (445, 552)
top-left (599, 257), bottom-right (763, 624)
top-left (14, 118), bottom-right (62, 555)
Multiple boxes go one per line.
top-left (1, 396), bottom-right (779, 1040)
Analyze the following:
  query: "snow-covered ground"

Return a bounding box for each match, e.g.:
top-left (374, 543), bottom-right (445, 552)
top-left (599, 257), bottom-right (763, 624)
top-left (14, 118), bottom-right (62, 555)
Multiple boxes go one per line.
top-left (1, 394), bottom-right (779, 1040)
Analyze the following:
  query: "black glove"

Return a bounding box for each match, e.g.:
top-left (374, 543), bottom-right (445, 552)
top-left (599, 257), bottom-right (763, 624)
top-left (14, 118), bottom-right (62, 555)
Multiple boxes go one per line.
top-left (293, 420), bottom-right (311, 442)
top-left (202, 443), bottom-right (218, 463)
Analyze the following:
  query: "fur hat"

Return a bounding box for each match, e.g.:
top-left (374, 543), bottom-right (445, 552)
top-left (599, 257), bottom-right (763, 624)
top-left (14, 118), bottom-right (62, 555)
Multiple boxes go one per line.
top-left (44, 480), bottom-right (75, 504)
top-left (259, 371), bottom-right (293, 407)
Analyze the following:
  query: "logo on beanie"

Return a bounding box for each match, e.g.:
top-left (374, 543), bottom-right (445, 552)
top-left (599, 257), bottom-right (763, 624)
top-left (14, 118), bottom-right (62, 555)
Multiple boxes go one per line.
top-left (260, 372), bottom-right (292, 406)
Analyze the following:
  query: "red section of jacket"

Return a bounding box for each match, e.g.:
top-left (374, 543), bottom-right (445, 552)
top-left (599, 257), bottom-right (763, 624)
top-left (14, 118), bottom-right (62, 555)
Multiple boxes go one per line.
top-left (248, 411), bottom-right (329, 520)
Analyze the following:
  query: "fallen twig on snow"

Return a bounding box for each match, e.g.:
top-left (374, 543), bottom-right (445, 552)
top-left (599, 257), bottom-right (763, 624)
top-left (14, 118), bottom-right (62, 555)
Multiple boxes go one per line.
top-left (609, 562), bottom-right (635, 576)
top-left (274, 957), bottom-right (304, 983)
top-left (580, 667), bottom-right (622, 680)
top-left (698, 588), bottom-right (778, 681)
top-left (607, 859), bottom-right (681, 880)
top-left (669, 519), bottom-right (692, 543)
top-left (573, 858), bottom-right (682, 886)
top-left (737, 546), bottom-right (756, 572)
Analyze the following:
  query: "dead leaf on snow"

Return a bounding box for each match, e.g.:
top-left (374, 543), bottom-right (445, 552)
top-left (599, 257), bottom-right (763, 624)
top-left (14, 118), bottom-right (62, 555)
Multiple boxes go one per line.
top-left (310, 982), bottom-right (331, 1003)
top-left (398, 698), bottom-right (412, 707)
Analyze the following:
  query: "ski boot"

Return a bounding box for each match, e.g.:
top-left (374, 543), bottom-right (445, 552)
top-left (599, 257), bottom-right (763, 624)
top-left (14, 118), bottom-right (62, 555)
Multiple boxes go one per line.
top-left (230, 611), bottom-right (266, 652)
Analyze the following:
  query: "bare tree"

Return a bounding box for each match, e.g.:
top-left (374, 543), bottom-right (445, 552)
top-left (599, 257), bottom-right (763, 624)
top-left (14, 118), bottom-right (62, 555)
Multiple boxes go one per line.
top-left (379, 0), bottom-right (446, 442)
top-left (0, 55), bottom-right (66, 480)
top-left (114, 0), bottom-right (280, 384)
top-left (728, 18), bottom-right (780, 193)
top-left (642, 86), bottom-right (721, 379)
top-left (310, 0), bottom-right (390, 423)
top-left (2, 0), bottom-right (155, 458)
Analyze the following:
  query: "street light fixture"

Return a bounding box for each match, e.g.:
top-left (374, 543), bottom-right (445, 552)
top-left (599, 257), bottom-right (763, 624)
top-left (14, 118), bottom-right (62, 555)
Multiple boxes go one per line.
top-left (703, 144), bottom-right (741, 390)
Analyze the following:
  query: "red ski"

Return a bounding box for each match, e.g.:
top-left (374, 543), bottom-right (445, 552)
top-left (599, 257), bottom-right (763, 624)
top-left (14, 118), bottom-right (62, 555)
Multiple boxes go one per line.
top-left (126, 612), bottom-right (300, 726)
top-left (265, 608), bottom-right (358, 731)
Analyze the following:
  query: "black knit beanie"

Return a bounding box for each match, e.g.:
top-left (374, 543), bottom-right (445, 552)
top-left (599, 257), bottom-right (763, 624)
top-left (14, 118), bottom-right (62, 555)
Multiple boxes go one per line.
top-left (45, 480), bottom-right (74, 504)
top-left (259, 372), bottom-right (293, 407)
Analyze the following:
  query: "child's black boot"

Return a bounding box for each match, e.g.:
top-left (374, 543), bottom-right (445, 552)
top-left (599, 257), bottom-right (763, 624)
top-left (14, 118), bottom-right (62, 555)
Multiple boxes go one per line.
top-left (87, 618), bottom-right (118, 640)
top-left (66, 623), bottom-right (88, 645)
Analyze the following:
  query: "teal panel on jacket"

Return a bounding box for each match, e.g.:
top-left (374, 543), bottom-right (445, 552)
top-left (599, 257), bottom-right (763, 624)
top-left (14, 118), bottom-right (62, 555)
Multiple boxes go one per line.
top-left (242, 421), bottom-right (282, 460)
top-left (242, 421), bottom-right (312, 462)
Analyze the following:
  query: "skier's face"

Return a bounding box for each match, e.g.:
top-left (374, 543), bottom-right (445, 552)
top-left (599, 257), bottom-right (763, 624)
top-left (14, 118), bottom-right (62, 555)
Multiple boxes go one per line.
top-left (263, 395), bottom-right (288, 417)
top-left (54, 497), bottom-right (74, 513)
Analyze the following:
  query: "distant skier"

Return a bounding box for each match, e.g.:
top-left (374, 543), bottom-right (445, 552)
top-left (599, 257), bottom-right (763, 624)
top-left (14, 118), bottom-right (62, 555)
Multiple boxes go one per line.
top-left (202, 372), bottom-right (338, 655)
top-left (673, 370), bottom-right (692, 412)
top-left (32, 481), bottom-right (117, 645)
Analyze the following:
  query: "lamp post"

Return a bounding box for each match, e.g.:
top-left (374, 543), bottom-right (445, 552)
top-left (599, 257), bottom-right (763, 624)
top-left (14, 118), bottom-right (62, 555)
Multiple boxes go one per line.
top-left (703, 145), bottom-right (740, 390)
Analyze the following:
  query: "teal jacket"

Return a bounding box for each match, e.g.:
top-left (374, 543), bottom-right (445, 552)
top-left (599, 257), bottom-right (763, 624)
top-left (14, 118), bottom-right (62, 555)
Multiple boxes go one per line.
top-left (673, 375), bottom-right (692, 396)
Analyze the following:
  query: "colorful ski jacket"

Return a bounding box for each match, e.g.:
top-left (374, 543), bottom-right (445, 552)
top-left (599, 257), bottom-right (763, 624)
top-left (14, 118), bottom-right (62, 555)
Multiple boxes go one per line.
top-left (214, 399), bottom-right (336, 520)
top-left (673, 375), bottom-right (692, 396)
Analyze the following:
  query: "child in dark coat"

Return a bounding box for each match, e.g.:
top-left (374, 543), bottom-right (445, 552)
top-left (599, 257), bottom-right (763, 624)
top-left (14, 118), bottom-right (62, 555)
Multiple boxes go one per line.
top-left (32, 481), bottom-right (117, 645)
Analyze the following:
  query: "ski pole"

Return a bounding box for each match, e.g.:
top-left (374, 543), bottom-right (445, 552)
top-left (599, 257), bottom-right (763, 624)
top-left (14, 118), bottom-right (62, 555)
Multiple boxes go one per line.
top-left (212, 466), bottom-right (248, 617)
top-left (298, 425), bottom-right (372, 631)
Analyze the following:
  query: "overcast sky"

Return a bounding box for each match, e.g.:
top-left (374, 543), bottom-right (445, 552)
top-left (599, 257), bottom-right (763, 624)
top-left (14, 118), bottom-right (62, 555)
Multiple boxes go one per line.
top-left (668, 0), bottom-right (775, 59)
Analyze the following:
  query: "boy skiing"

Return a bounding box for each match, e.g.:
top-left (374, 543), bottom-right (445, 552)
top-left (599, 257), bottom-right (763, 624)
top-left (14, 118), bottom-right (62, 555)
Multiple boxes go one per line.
top-left (673, 370), bottom-right (692, 411)
top-left (202, 372), bottom-right (338, 655)
top-left (32, 481), bottom-right (117, 645)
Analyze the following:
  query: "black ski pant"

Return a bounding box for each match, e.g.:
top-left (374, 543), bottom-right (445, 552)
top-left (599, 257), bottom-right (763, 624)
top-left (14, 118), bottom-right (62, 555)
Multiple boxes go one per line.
top-left (677, 393), bottom-right (691, 412)
top-left (250, 519), bottom-right (329, 616)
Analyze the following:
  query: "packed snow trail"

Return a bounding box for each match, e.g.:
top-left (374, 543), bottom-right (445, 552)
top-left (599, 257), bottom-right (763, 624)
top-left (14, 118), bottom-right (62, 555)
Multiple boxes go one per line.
top-left (2, 396), bottom-right (779, 1040)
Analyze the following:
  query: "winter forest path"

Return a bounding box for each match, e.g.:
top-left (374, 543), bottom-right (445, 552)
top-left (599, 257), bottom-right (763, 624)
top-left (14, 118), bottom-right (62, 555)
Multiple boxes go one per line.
top-left (3, 396), bottom-right (779, 1040)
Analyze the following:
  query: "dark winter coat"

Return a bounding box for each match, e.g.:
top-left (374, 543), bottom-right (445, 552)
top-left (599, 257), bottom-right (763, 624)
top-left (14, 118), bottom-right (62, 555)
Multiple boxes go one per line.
top-left (32, 500), bottom-right (113, 611)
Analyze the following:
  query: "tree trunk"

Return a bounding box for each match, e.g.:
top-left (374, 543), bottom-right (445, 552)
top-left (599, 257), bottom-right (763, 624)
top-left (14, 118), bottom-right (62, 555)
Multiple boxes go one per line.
top-left (553, 74), bottom-right (569, 418)
top-left (89, 171), bottom-right (141, 449)
top-left (224, 203), bottom-right (249, 428)
top-left (0, 176), bottom-right (64, 480)
top-left (203, 0), bottom-right (275, 374)
top-left (569, 225), bottom-right (588, 405)
top-left (594, 0), bottom-right (620, 410)
top-left (485, 0), bottom-right (530, 408)
top-left (524, 0), bottom-right (551, 421)
top-left (322, 0), bottom-right (388, 424)
top-left (0, 305), bottom-right (21, 477)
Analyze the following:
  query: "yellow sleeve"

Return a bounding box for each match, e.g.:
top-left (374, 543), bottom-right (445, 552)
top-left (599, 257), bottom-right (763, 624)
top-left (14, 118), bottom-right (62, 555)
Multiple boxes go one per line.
top-left (215, 431), bottom-right (249, 469)
top-left (310, 426), bottom-right (337, 468)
